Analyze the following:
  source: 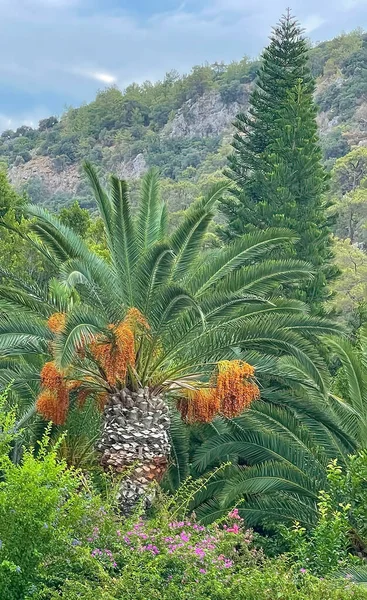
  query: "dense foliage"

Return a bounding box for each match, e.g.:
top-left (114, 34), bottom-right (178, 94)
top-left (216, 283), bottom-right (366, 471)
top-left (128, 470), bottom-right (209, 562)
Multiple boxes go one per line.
top-left (0, 163), bottom-right (344, 519)
top-left (0, 404), bottom-right (366, 599)
top-left (1, 12), bottom-right (367, 600)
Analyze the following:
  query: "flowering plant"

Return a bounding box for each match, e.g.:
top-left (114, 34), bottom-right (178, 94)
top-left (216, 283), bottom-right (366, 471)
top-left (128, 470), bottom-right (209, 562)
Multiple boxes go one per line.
top-left (87, 506), bottom-right (262, 585)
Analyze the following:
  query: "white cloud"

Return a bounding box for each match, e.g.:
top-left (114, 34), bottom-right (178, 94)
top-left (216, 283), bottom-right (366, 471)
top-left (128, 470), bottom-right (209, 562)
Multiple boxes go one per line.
top-left (91, 72), bottom-right (117, 85)
top-left (0, 0), bottom-right (365, 130)
top-left (303, 14), bottom-right (326, 33)
top-left (70, 67), bottom-right (117, 84)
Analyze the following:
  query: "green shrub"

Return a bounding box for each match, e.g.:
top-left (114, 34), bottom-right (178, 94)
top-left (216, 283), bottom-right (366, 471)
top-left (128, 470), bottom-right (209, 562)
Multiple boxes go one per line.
top-left (341, 451), bottom-right (367, 543)
top-left (0, 418), bottom-right (115, 600)
top-left (39, 560), bottom-right (367, 600)
top-left (279, 461), bottom-right (353, 576)
top-left (34, 499), bottom-right (367, 600)
top-left (1, 395), bottom-right (366, 600)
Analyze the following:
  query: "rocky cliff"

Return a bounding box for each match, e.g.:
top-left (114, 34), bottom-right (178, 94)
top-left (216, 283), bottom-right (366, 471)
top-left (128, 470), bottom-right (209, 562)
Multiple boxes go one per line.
top-left (4, 30), bottom-right (367, 206)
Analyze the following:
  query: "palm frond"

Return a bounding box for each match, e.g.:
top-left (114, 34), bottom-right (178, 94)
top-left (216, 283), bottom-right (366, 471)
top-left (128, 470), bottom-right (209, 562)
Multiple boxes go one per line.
top-left (326, 335), bottom-right (367, 433)
top-left (133, 243), bottom-right (174, 316)
top-left (163, 408), bottom-right (190, 492)
top-left (188, 229), bottom-right (299, 296)
top-left (170, 208), bottom-right (213, 281)
top-left (55, 306), bottom-right (108, 368)
top-left (136, 168), bottom-right (162, 251)
top-left (159, 203), bottom-right (169, 240)
top-left (109, 174), bottom-right (137, 304)
top-left (83, 161), bottom-right (114, 243)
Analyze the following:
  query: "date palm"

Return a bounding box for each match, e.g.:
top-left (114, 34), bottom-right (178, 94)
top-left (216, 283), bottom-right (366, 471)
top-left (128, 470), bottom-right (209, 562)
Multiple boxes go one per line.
top-left (0, 164), bottom-right (342, 512)
top-left (179, 332), bottom-right (367, 528)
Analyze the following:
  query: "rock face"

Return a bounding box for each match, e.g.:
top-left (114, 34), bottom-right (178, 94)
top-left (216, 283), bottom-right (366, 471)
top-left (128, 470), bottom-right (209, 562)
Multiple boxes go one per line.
top-left (7, 77), bottom-right (364, 202)
top-left (9, 153), bottom-right (148, 200)
top-left (317, 111), bottom-right (341, 134)
top-left (9, 156), bottom-right (82, 196)
top-left (97, 387), bottom-right (171, 515)
top-left (115, 153), bottom-right (147, 179)
top-left (8, 90), bottom-right (250, 200)
top-left (163, 87), bottom-right (251, 139)
top-left (317, 101), bottom-right (367, 148)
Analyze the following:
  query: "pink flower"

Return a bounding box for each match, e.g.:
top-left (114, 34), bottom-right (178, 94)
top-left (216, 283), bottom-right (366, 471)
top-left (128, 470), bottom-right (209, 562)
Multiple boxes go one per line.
top-left (228, 508), bottom-right (242, 520)
top-left (226, 524), bottom-right (240, 534)
top-left (199, 569), bottom-right (207, 574)
top-left (300, 568), bottom-right (307, 574)
top-left (180, 532), bottom-right (190, 542)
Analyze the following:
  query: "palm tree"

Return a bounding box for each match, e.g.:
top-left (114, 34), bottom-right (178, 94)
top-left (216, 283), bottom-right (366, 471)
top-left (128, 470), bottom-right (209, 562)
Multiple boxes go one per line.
top-left (188, 394), bottom-right (356, 526)
top-left (181, 332), bottom-right (367, 528)
top-left (326, 328), bottom-right (367, 448)
top-left (0, 164), bottom-right (342, 513)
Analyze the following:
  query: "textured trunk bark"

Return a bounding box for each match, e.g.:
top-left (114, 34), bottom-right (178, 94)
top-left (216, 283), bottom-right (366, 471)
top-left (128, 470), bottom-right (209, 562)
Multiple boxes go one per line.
top-left (97, 387), bottom-right (170, 515)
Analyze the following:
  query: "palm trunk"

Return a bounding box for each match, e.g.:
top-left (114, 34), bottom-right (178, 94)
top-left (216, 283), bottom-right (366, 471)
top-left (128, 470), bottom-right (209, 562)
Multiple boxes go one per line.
top-left (97, 387), bottom-right (170, 515)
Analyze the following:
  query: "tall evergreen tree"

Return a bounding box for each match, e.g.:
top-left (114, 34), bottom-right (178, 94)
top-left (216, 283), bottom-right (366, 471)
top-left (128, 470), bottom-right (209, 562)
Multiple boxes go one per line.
top-left (221, 11), bottom-right (335, 306)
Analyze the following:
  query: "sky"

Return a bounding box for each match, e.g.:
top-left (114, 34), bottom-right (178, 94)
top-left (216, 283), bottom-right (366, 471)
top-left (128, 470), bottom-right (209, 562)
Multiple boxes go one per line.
top-left (0, 0), bottom-right (366, 131)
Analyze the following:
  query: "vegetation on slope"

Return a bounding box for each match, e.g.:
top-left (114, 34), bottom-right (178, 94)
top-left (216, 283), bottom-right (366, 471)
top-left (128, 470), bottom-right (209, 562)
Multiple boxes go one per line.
top-left (1, 12), bottom-right (367, 599)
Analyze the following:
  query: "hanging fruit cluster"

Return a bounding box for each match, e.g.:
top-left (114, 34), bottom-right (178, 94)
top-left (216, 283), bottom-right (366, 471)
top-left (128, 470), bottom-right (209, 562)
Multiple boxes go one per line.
top-left (36, 361), bottom-right (70, 425)
top-left (89, 308), bottom-right (149, 387)
top-left (216, 360), bottom-right (260, 418)
top-left (178, 388), bottom-right (220, 423)
top-left (36, 308), bottom-right (149, 424)
top-left (179, 360), bottom-right (260, 423)
top-left (47, 312), bottom-right (66, 334)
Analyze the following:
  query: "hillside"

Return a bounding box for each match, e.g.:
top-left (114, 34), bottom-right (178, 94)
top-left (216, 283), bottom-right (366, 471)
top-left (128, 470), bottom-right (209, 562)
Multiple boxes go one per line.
top-left (1, 29), bottom-right (367, 214)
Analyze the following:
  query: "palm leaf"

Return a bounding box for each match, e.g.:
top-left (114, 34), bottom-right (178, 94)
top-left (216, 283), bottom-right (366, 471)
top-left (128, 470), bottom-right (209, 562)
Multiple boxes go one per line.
top-left (109, 174), bottom-right (137, 304)
top-left (55, 306), bottom-right (108, 368)
top-left (136, 168), bottom-right (162, 251)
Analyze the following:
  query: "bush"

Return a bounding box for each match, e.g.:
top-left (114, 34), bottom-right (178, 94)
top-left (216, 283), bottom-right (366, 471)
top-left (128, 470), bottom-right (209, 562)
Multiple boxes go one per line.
top-left (34, 495), bottom-right (367, 600)
top-left (279, 458), bottom-right (367, 580)
top-left (0, 394), bottom-right (366, 600)
top-left (40, 560), bottom-right (367, 600)
top-left (333, 450), bottom-right (367, 544)
top-left (0, 405), bottom-right (115, 600)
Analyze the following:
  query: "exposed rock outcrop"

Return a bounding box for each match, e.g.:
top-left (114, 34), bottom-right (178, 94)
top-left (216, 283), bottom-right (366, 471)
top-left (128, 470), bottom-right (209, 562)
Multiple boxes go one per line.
top-left (162, 87), bottom-right (251, 139)
top-left (115, 153), bottom-right (147, 179)
top-left (9, 156), bottom-right (81, 196)
top-left (9, 153), bottom-right (148, 199)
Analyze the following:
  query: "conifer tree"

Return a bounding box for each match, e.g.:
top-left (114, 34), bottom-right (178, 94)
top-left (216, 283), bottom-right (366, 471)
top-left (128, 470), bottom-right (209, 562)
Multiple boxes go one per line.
top-left (221, 11), bottom-right (335, 306)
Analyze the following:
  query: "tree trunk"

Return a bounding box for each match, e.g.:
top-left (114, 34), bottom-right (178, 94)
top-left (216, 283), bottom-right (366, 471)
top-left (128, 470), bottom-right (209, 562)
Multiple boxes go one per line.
top-left (97, 387), bottom-right (170, 515)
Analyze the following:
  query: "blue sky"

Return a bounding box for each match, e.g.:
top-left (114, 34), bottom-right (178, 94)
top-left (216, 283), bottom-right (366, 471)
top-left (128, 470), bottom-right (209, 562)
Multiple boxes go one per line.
top-left (0, 0), bottom-right (366, 131)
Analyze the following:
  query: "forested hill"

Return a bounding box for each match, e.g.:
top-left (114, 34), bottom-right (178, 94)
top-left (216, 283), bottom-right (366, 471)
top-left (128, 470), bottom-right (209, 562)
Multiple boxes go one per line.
top-left (2, 28), bottom-right (367, 214)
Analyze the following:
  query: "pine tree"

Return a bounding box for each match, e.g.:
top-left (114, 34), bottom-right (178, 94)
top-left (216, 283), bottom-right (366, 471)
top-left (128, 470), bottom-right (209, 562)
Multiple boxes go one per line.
top-left (221, 11), bottom-right (335, 306)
